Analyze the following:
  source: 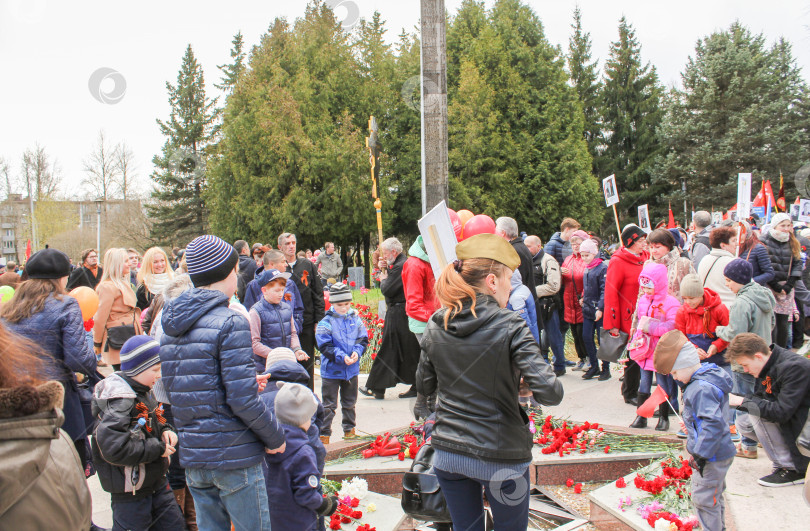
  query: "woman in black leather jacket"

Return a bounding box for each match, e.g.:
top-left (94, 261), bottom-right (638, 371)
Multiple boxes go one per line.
top-left (416, 233), bottom-right (564, 530)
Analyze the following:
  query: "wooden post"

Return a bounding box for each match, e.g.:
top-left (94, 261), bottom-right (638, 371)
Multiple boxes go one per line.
top-left (420, 0), bottom-right (449, 213)
top-left (613, 204), bottom-right (622, 246)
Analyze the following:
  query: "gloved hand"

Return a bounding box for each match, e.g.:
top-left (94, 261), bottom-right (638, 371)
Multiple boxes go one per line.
top-left (316, 495), bottom-right (339, 516)
top-left (689, 455), bottom-right (707, 476)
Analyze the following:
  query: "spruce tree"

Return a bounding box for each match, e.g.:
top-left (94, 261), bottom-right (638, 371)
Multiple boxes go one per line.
top-left (567, 6), bottom-right (601, 173)
top-left (656, 23), bottom-right (810, 209)
top-left (215, 31), bottom-right (246, 93)
top-left (149, 45), bottom-right (221, 245)
top-left (599, 17), bottom-right (664, 222)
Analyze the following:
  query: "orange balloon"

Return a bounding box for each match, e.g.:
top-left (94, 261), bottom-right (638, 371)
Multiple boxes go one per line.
top-left (457, 209), bottom-right (474, 226)
top-left (70, 286), bottom-right (99, 321)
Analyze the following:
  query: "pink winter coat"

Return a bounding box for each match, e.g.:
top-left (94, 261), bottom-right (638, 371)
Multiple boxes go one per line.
top-left (630, 263), bottom-right (680, 371)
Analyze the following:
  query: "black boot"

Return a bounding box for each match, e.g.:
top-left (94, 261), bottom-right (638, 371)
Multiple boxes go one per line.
top-left (582, 364), bottom-right (600, 380)
top-left (629, 393), bottom-right (650, 428)
top-left (598, 365), bottom-right (612, 381)
top-left (398, 385), bottom-right (418, 399)
top-left (655, 401), bottom-right (670, 431)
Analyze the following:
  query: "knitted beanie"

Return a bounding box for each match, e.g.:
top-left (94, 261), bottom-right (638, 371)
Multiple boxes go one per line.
top-left (329, 282), bottom-right (352, 303)
top-left (266, 347), bottom-right (297, 370)
top-left (668, 228), bottom-right (683, 249)
top-left (621, 225), bottom-right (646, 248)
top-left (120, 336), bottom-right (161, 377)
top-left (679, 274), bottom-right (704, 299)
top-left (570, 230), bottom-right (590, 242)
top-left (274, 382), bottom-right (318, 427)
top-left (723, 258), bottom-right (753, 285)
top-left (579, 239), bottom-right (598, 256)
top-left (185, 235), bottom-right (239, 287)
top-left (771, 213), bottom-right (791, 228)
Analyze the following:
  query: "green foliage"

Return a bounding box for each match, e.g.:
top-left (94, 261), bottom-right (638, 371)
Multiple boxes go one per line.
top-left (215, 31), bottom-right (246, 93)
top-left (567, 6), bottom-right (602, 172)
top-left (598, 17), bottom-right (665, 225)
top-left (655, 22), bottom-right (810, 211)
top-left (149, 45), bottom-right (221, 245)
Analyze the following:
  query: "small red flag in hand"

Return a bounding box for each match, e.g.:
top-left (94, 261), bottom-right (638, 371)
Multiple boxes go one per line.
top-left (637, 385), bottom-right (668, 418)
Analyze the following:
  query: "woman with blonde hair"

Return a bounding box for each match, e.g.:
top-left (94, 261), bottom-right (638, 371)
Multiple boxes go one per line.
top-left (93, 248), bottom-right (139, 369)
top-left (135, 246), bottom-right (175, 311)
top-left (416, 234), bottom-right (563, 530)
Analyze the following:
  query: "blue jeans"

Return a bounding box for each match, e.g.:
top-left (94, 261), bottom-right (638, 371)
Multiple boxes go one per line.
top-left (582, 318), bottom-right (608, 370)
top-left (541, 309), bottom-right (566, 370)
top-left (732, 370), bottom-right (758, 447)
top-left (186, 462), bottom-right (271, 531)
top-left (435, 467), bottom-right (530, 531)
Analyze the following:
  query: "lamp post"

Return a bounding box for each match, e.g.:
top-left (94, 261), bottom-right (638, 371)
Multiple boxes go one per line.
top-left (94, 198), bottom-right (103, 252)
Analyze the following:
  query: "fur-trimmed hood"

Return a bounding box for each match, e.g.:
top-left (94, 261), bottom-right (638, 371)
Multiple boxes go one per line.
top-left (0, 381), bottom-right (63, 419)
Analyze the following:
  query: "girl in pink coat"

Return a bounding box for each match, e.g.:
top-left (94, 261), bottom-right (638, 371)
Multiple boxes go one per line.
top-left (627, 263), bottom-right (680, 431)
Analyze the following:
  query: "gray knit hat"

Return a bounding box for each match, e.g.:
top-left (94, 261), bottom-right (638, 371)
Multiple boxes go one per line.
top-left (329, 282), bottom-right (352, 303)
top-left (679, 274), bottom-right (704, 299)
top-left (274, 382), bottom-right (318, 427)
top-left (265, 347), bottom-right (297, 370)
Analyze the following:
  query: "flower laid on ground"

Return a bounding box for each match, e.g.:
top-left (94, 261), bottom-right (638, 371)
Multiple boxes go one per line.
top-left (338, 477), bottom-right (368, 500)
top-left (535, 416), bottom-right (604, 456)
top-left (366, 503), bottom-right (376, 513)
top-left (616, 477), bottom-right (627, 488)
top-left (618, 496), bottom-right (633, 511)
top-left (618, 451), bottom-right (696, 528)
top-left (646, 511), bottom-right (694, 531)
top-left (532, 415), bottom-right (678, 456)
top-left (566, 478), bottom-right (574, 487)
top-left (574, 483), bottom-right (583, 494)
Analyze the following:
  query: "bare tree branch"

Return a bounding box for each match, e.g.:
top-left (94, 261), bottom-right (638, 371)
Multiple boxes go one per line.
top-left (21, 144), bottom-right (61, 201)
top-left (82, 130), bottom-right (119, 200)
top-left (115, 141), bottom-right (137, 200)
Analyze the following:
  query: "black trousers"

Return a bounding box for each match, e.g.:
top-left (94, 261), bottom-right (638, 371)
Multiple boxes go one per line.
top-left (622, 359), bottom-right (641, 400)
top-left (773, 313), bottom-right (790, 349)
top-left (111, 480), bottom-right (185, 531)
top-left (321, 376), bottom-right (358, 436)
top-left (569, 322), bottom-right (587, 361)
top-left (299, 324), bottom-right (316, 391)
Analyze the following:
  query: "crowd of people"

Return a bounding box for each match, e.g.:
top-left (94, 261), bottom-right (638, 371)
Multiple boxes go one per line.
top-left (0, 208), bottom-right (809, 531)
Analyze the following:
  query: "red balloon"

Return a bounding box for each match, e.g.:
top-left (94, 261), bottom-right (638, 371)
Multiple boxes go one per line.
top-left (447, 208), bottom-right (463, 241)
top-left (463, 214), bottom-right (496, 238)
top-left (457, 209), bottom-right (474, 226)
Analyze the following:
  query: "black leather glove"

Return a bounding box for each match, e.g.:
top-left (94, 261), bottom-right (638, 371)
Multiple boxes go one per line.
top-left (316, 495), bottom-right (339, 517)
top-left (784, 278), bottom-right (796, 295)
top-left (689, 455), bottom-right (707, 476)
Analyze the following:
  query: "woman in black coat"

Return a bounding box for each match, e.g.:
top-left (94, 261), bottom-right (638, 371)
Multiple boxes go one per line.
top-left (761, 214), bottom-right (803, 347)
top-left (360, 238), bottom-right (422, 399)
top-left (416, 234), bottom-right (563, 530)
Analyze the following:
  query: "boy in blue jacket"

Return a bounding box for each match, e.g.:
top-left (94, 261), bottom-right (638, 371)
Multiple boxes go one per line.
top-left (160, 235), bottom-right (286, 531)
top-left (316, 282), bottom-right (369, 444)
top-left (266, 382), bottom-right (339, 531)
top-left (655, 330), bottom-right (735, 531)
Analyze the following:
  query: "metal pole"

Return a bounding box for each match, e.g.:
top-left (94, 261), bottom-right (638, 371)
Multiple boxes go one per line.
top-left (682, 179), bottom-right (687, 226)
top-left (96, 202), bottom-right (101, 252)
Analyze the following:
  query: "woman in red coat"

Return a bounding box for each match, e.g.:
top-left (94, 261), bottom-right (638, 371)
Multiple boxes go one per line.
top-left (603, 226), bottom-right (649, 404)
top-left (561, 230), bottom-right (589, 370)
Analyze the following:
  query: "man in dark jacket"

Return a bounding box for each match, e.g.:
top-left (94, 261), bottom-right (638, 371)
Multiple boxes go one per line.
top-left (279, 232), bottom-right (325, 390)
top-left (66, 248), bottom-right (103, 290)
top-left (161, 235), bottom-right (286, 530)
top-left (361, 237), bottom-right (421, 399)
top-left (544, 218), bottom-right (580, 369)
top-left (496, 217), bottom-right (536, 298)
top-left (525, 235), bottom-right (567, 375)
top-left (727, 333), bottom-right (810, 487)
top-left (235, 240), bottom-right (257, 301)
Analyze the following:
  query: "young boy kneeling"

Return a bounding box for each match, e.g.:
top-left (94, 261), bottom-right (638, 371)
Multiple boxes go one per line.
top-left (654, 330), bottom-right (735, 531)
top-left (265, 382), bottom-right (339, 530)
top-left (316, 283), bottom-right (368, 444)
top-left (92, 336), bottom-right (185, 531)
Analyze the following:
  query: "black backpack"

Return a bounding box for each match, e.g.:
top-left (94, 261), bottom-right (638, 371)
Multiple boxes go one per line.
top-left (401, 443), bottom-right (452, 523)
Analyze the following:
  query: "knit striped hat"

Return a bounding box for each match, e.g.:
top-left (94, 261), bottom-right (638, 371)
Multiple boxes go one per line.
top-left (185, 235), bottom-right (239, 287)
top-left (120, 336), bottom-right (161, 377)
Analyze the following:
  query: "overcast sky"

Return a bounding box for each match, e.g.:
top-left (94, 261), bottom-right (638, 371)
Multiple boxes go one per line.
top-left (1, 0), bottom-right (808, 198)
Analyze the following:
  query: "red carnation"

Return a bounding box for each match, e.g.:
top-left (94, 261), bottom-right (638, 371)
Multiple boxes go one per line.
top-left (398, 451), bottom-right (405, 461)
top-left (616, 477), bottom-right (627, 488)
top-left (350, 498), bottom-right (360, 508)
top-left (566, 478), bottom-right (574, 488)
top-left (349, 281), bottom-right (356, 287)
top-left (604, 445), bottom-right (611, 453)
top-left (574, 483), bottom-right (582, 494)
top-left (329, 520), bottom-right (341, 530)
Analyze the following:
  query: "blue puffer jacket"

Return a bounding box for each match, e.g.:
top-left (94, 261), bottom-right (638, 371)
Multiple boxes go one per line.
top-left (741, 243), bottom-right (775, 286)
top-left (264, 425), bottom-right (324, 531)
top-left (244, 266), bottom-right (304, 333)
top-left (544, 232), bottom-right (571, 266)
top-left (259, 360), bottom-right (325, 472)
top-left (250, 299), bottom-right (294, 372)
top-left (159, 288), bottom-right (285, 470)
top-left (582, 261), bottom-right (608, 321)
top-left (315, 309), bottom-right (368, 380)
top-left (4, 294), bottom-right (97, 442)
top-left (682, 363), bottom-right (736, 462)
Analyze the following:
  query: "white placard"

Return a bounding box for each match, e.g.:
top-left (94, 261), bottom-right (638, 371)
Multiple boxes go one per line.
top-left (637, 205), bottom-right (651, 233)
top-left (799, 200), bottom-right (810, 223)
top-left (737, 173), bottom-right (752, 220)
top-left (417, 200), bottom-right (458, 280)
top-left (711, 212), bottom-right (722, 225)
top-left (603, 174), bottom-right (619, 207)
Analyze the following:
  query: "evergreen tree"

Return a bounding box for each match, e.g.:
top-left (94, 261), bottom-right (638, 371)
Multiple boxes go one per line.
top-left (655, 23), bottom-right (810, 210)
top-left (215, 31), bottom-right (247, 93)
top-left (567, 6), bottom-right (602, 173)
top-left (599, 17), bottom-right (664, 222)
top-left (149, 45), bottom-right (221, 245)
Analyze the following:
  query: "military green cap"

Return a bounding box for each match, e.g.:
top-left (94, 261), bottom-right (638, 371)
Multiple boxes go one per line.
top-left (455, 233), bottom-right (520, 271)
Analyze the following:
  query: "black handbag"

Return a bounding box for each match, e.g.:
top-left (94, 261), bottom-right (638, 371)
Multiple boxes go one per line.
top-left (401, 443), bottom-right (452, 523)
top-left (597, 329), bottom-right (629, 363)
top-left (106, 309), bottom-right (140, 350)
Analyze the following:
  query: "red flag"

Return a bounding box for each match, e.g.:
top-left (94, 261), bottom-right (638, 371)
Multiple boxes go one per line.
top-left (763, 180), bottom-right (777, 211)
top-left (752, 181), bottom-right (766, 207)
top-left (777, 174), bottom-right (786, 212)
top-left (638, 385), bottom-right (669, 418)
top-left (25, 240), bottom-right (32, 261)
top-left (667, 202), bottom-right (676, 229)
